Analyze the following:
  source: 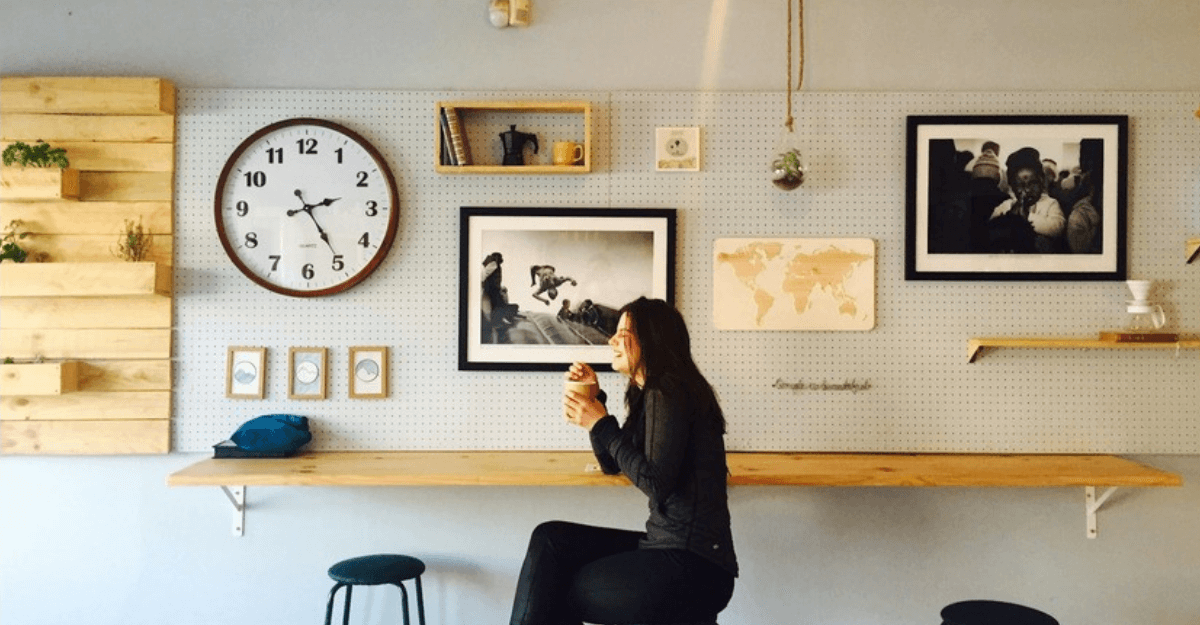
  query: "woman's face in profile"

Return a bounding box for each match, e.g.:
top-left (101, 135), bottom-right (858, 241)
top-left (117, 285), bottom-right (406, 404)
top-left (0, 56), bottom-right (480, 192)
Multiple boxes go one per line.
top-left (609, 313), bottom-right (642, 380)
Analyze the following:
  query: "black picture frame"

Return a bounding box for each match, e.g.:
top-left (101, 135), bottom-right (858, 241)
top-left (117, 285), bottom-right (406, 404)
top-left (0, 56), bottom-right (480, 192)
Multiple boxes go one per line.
top-left (459, 206), bottom-right (676, 371)
top-left (905, 114), bottom-right (1127, 281)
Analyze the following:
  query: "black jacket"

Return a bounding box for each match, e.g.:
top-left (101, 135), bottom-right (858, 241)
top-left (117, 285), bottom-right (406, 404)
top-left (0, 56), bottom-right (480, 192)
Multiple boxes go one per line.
top-left (589, 385), bottom-right (739, 576)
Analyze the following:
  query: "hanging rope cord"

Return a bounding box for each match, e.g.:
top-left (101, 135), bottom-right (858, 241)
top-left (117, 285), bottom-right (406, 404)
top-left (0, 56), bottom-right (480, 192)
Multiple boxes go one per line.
top-left (785, 0), bottom-right (805, 131)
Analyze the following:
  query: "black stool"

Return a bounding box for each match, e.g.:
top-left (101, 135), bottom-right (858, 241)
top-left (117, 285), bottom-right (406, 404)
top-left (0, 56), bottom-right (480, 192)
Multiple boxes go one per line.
top-left (325, 554), bottom-right (427, 625)
top-left (941, 600), bottom-right (1058, 625)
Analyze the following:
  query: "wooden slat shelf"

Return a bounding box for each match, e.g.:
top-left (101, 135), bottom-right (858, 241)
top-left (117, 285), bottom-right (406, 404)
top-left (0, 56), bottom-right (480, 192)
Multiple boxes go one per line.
top-left (967, 337), bottom-right (1200, 363)
top-left (167, 451), bottom-right (1180, 488)
top-left (0, 261), bottom-right (170, 297)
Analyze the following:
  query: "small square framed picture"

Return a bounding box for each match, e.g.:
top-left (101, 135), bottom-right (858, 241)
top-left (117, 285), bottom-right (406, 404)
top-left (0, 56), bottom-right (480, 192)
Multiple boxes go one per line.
top-left (226, 346), bottom-right (266, 399)
top-left (288, 347), bottom-right (327, 400)
top-left (349, 346), bottom-right (389, 399)
top-left (655, 127), bottom-right (700, 172)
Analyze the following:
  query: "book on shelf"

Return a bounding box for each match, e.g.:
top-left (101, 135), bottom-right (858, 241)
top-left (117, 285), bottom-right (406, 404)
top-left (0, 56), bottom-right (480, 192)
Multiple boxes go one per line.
top-left (439, 108), bottom-right (456, 166)
top-left (443, 107), bottom-right (471, 166)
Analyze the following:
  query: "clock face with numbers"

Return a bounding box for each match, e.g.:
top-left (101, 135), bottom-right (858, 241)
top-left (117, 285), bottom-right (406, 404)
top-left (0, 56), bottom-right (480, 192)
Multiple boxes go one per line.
top-left (215, 118), bottom-right (399, 297)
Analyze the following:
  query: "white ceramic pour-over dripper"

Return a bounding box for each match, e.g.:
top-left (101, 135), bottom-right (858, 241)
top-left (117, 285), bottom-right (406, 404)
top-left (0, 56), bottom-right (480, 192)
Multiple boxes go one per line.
top-left (1126, 279), bottom-right (1152, 303)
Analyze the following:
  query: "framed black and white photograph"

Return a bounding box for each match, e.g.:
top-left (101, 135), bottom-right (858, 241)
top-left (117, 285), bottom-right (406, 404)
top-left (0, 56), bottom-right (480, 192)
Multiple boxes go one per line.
top-left (655, 127), bottom-right (701, 171)
top-left (349, 346), bottom-right (389, 399)
top-left (226, 346), bottom-right (266, 399)
top-left (460, 206), bottom-right (675, 371)
top-left (906, 114), bottom-right (1127, 281)
top-left (288, 347), bottom-right (327, 400)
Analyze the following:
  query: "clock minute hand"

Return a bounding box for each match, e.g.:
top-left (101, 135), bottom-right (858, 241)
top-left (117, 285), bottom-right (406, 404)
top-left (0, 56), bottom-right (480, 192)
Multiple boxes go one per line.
top-left (290, 189), bottom-right (337, 254)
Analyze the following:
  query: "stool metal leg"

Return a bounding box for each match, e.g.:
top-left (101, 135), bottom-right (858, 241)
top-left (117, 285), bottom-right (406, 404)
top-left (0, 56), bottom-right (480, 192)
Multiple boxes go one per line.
top-left (325, 582), bottom-right (346, 625)
top-left (415, 576), bottom-right (426, 625)
top-left (397, 583), bottom-right (410, 625)
top-left (342, 585), bottom-right (353, 625)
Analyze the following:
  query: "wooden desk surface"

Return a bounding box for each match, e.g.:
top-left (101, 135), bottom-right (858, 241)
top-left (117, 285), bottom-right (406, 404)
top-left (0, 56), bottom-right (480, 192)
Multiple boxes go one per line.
top-left (167, 451), bottom-right (1181, 488)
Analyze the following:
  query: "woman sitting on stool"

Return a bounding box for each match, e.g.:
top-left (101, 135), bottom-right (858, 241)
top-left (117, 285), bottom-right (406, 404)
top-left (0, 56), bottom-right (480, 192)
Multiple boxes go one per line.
top-left (509, 297), bottom-right (738, 625)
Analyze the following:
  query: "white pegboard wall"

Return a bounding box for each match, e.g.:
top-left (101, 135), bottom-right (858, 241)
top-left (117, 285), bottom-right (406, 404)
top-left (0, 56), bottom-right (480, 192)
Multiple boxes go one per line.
top-left (173, 89), bottom-right (1200, 454)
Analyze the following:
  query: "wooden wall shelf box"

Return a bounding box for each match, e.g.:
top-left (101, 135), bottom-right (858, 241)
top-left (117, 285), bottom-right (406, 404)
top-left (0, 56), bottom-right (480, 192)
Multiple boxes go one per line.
top-left (0, 167), bottom-right (80, 201)
top-left (1, 361), bottom-right (79, 395)
top-left (435, 100), bottom-right (592, 174)
top-left (0, 262), bottom-right (170, 297)
top-left (0, 75), bottom-right (175, 456)
top-left (967, 337), bottom-right (1200, 363)
top-left (168, 451), bottom-right (1179, 538)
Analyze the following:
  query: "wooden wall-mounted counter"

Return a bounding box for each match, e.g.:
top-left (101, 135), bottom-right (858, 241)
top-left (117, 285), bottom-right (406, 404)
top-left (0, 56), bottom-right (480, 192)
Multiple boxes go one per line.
top-left (168, 451), bottom-right (1181, 488)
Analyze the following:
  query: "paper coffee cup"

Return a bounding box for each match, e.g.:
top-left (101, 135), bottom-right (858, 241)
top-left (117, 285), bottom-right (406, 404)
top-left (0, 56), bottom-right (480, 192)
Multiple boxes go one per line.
top-left (564, 380), bottom-right (597, 399)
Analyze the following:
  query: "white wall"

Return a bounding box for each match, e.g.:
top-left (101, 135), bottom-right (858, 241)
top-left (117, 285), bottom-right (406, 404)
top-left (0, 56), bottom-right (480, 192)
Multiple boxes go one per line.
top-left (3, 0), bottom-right (1200, 92)
top-left (4, 2), bottom-right (1200, 624)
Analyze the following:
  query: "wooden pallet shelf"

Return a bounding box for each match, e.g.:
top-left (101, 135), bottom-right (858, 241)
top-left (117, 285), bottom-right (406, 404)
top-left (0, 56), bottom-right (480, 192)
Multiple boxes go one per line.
top-left (0, 75), bottom-right (174, 456)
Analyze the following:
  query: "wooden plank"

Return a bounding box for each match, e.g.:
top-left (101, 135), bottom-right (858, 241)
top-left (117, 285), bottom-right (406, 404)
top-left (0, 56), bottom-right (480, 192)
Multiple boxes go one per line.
top-left (0, 167), bottom-right (79, 200)
top-left (724, 453), bottom-right (1182, 487)
top-left (76, 360), bottom-right (170, 391)
top-left (0, 262), bottom-right (169, 296)
top-left (968, 337), bottom-right (1200, 363)
top-left (1, 391), bottom-right (170, 421)
top-left (78, 171), bottom-right (172, 202)
top-left (15, 234), bottom-right (172, 264)
top-left (1, 296), bottom-right (171, 329)
top-left (2, 141), bottom-right (173, 173)
top-left (0, 362), bottom-right (79, 395)
top-left (0, 201), bottom-right (173, 235)
top-left (2, 419), bottom-right (169, 455)
top-left (165, 451), bottom-right (1182, 488)
top-left (0, 328), bottom-right (171, 359)
top-left (1, 77), bottom-right (175, 115)
top-left (1, 113), bottom-right (174, 143)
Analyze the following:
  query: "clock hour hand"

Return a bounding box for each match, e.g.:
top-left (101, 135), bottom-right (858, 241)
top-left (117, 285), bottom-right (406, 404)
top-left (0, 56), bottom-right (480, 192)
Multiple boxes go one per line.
top-left (289, 190), bottom-right (338, 254)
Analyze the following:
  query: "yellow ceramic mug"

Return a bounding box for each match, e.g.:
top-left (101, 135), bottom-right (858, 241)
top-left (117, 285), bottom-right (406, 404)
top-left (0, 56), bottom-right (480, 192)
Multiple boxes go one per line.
top-left (552, 141), bottom-right (584, 166)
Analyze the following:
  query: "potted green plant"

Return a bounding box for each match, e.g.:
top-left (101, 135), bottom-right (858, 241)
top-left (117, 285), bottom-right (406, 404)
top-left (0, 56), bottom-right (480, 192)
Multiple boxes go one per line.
top-left (2, 140), bottom-right (70, 169)
top-left (1, 140), bottom-right (78, 200)
top-left (2, 219), bottom-right (38, 263)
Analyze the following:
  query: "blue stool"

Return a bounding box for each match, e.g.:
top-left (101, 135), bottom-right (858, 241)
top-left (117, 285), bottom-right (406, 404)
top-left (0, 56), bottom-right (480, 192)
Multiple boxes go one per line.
top-left (941, 600), bottom-right (1058, 625)
top-left (325, 554), bottom-right (427, 625)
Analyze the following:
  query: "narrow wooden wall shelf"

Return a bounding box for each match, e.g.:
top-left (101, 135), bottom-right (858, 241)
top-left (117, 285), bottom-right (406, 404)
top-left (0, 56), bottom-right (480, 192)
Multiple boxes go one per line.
top-left (967, 337), bottom-right (1200, 363)
top-left (435, 100), bottom-right (591, 174)
top-left (168, 451), bottom-right (1179, 538)
top-left (1187, 237), bottom-right (1200, 263)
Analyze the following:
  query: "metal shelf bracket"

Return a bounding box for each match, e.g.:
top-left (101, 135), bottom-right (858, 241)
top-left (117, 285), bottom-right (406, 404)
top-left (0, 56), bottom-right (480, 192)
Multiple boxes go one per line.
top-left (1085, 486), bottom-right (1117, 539)
top-left (220, 486), bottom-right (246, 537)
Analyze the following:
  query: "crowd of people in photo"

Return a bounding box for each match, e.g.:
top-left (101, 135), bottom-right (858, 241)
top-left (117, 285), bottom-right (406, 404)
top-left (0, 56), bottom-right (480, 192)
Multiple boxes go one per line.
top-left (927, 137), bottom-right (1105, 255)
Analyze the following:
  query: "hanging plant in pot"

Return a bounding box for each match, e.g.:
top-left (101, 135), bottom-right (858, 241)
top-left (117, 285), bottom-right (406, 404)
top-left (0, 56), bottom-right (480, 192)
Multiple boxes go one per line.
top-left (770, 0), bottom-right (807, 191)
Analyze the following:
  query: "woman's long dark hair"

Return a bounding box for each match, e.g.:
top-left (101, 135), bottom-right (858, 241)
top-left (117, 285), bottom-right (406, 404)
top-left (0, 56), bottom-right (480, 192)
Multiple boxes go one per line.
top-left (619, 297), bottom-right (726, 433)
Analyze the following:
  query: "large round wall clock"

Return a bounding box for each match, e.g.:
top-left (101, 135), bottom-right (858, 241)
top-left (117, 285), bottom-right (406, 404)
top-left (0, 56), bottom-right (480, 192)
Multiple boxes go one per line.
top-left (215, 118), bottom-right (400, 297)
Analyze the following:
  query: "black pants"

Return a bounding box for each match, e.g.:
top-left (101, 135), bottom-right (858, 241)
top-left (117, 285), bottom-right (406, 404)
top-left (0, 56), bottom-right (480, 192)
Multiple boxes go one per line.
top-left (510, 521), bottom-right (735, 625)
